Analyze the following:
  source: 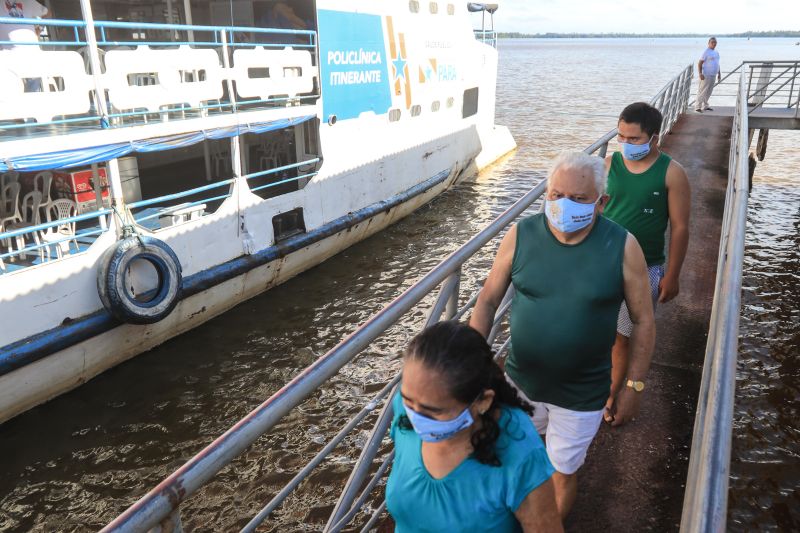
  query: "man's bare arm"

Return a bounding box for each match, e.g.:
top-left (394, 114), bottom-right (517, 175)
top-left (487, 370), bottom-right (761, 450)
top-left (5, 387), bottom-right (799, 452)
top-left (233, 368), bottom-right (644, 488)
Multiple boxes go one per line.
top-left (611, 234), bottom-right (655, 427)
top-left (469, 225), bottom-right (516, 338)
top-left (660, 161), bottom-right (691, 302)
top-left (698, 59), bottom-right (705, 79)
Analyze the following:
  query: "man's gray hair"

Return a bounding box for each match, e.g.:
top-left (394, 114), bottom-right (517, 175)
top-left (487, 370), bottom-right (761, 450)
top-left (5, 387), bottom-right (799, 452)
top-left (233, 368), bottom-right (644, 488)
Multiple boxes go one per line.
top-left (547, 152), bottom-right (608, 195)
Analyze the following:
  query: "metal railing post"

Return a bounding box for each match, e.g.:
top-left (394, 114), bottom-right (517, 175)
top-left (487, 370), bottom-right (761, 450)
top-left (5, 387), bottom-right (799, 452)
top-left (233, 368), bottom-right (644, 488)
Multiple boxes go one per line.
top-left (323, 396), bottom-right (395, 532)
top-left (444, 268), bottom-right (461, 320)
top-left (78, 0), bottom-right (110, 128)
top-left (487, 285), bottom-right (514, 345)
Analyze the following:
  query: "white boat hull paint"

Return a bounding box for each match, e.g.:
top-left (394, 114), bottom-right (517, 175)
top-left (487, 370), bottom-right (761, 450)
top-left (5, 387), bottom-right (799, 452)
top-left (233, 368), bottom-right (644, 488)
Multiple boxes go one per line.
top-left (0, 124), bottom-right (515, 423)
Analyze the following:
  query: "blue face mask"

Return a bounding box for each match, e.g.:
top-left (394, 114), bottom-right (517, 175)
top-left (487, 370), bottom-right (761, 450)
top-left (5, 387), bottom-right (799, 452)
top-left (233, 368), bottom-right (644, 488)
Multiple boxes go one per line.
top-left (545, 196), bottom-right (600, 233)
top-left (620, 135), bottom-right (653, 161)
top-left (403, 403), bottom-right (475, 443)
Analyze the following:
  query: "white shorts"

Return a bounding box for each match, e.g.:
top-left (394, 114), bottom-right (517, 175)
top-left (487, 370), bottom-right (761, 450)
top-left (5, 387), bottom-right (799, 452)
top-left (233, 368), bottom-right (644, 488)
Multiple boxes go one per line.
top-left (507, 375), bottom-right (604, 475)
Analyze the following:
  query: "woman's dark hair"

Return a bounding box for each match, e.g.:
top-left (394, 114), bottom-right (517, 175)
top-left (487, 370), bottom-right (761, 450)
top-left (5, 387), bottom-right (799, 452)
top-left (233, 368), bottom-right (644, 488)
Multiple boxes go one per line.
top-left (399, 321), bottom-right (533, 466)
top-left (619, 101), bottom-right (663, 137)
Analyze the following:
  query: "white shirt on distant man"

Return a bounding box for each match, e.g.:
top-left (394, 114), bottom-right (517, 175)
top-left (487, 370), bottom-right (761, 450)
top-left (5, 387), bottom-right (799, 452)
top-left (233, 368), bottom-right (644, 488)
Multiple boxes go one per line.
top-left (696, 37), bottom-right (721, 112)
top-left (1, 0), bottom-right (48, 49)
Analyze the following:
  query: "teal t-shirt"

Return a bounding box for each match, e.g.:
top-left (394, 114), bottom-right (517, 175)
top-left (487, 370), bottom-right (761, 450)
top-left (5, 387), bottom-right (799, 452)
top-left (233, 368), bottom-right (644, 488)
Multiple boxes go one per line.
top-left (386, 392), bottom-right (554, 532)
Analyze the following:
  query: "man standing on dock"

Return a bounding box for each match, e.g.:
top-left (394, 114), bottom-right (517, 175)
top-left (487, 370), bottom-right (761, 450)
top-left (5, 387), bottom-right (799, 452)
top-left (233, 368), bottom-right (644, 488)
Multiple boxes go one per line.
top-left (696, 37), bottom-right (721, 112)
top-left (470, 152), bottom-right (656, 520)
top-left (603, 102), bottom-right (691, 425)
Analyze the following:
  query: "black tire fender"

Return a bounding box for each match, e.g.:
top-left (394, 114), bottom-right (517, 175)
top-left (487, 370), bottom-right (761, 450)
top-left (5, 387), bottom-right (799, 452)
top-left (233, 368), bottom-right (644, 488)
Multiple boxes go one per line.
top-left (97, 236), bottom-right (182, 325)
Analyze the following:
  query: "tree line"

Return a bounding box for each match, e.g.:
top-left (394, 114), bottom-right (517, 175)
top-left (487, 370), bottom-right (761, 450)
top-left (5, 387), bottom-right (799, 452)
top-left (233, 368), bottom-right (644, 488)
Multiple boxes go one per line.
top-left (498, 30), bottom-right (800, 39)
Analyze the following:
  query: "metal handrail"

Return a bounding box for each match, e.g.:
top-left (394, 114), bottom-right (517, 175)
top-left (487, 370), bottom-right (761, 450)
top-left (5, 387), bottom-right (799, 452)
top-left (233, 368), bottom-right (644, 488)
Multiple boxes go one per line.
top-left (690, 61), bottom-right (800, 113)
top-left (101, 180), bottom-right (549, 533)
top-left (102, 64), bottom-right (696, 532)
top-left (679, 67), bottom-right (750, 533)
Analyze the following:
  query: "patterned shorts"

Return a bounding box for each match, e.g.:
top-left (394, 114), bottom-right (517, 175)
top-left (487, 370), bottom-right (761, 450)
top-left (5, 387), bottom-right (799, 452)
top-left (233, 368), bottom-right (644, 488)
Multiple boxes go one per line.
top-left (617, 264), bottom-right (665, 337)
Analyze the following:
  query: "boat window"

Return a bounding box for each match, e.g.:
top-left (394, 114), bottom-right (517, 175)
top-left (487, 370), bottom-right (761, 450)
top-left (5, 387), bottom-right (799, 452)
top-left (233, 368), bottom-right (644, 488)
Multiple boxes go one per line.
top-left (447, 4), bottom-right (455, 15)
top-left (127, 140), bottom-right (234, 231)
top-left (0, 166), bottom-right (113, 273)
top-left (241, 121), bottom-right (321, 201)
top-left (446, 97), bottom-right (455, 108)
top-left (429, 2), bottom-right (439, 14)
top-left (411, 105), bottom-right (422, 117)
top-left (409, 1), bottom-right (420, 13)
top-left (431, 100), bottom-right (441, 112)
top-left (389, 109), bottom-right (402, 122)
top-left (462, 88), bottom-right (479, 118)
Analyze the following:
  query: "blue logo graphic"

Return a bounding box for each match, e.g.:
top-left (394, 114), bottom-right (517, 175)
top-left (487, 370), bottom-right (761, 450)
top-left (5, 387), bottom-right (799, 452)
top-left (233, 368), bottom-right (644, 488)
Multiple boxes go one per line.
top-left (318, 10), bottom-right (391, 122)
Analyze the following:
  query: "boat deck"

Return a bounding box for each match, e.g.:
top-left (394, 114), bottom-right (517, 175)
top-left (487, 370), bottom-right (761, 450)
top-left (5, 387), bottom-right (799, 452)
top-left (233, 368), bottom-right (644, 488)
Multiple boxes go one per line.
top-left (568, 114), bottom-right (733, 531)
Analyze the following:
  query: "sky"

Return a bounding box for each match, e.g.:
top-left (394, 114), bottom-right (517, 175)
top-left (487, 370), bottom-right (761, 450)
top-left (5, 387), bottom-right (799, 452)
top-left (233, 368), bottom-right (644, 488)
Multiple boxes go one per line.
top-left (489, 0), bottom-right (800, 34)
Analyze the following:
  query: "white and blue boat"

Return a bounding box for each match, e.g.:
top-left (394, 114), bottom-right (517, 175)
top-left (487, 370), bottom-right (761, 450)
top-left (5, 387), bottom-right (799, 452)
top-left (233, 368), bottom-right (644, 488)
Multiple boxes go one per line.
top-left (0, 0), bottom-right (514, 423)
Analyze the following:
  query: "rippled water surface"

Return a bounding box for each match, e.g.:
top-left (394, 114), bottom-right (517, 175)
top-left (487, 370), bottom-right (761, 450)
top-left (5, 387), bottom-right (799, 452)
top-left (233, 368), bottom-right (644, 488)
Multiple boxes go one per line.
top-left (0, 37), bottom-right (798, 531)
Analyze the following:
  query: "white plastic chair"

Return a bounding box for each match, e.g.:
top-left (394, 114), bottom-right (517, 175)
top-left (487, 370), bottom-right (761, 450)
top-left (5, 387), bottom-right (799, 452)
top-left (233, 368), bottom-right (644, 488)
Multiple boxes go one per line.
top-left (33, 171), bottom-right (54, 222)
top-left (1, 171), bottom-right (19, 188)
top-left (39, 198), bottom-right (78, 259)
top-left (5, 190), bottom-right (43, 261)
top-left (211, 142), bottom-right (231, 177)
top-left (0, 181), bottom-right (22, 229)
top-left (258, 142), bottom-right (279, 170)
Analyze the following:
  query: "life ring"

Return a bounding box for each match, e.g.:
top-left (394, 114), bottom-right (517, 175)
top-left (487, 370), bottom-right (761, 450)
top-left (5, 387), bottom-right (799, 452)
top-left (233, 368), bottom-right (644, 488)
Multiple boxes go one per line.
top-left (97, 236), bottom-right (182, 325)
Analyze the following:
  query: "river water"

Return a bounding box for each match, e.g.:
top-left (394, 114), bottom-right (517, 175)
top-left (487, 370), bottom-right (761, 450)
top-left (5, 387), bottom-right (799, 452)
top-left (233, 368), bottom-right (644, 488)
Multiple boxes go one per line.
top-left (0, 38), bottom-right (798, 532)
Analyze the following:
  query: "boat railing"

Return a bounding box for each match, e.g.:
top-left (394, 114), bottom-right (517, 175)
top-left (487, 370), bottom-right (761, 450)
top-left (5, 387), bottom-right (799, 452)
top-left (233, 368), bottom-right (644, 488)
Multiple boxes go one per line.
top-left (100, 65), bottom-right (694, 533)
top-left (0, 16), bottom-right (319, 140)
top-left (0, 154), bottom-right (320, 273)
top-left (0, 207), bottom-right (111, 274)
top-left (679, 65), bottom-right (751, 533)
top-left (242, 157), bottom-right (321, 196)
top-left (474, 29), bottom-right (498, 48)
top-left (690, 61), bottom-right (800, 115)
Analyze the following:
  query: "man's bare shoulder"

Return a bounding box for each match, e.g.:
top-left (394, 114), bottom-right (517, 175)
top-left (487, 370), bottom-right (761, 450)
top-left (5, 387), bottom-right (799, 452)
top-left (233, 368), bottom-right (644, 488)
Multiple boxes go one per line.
top-left (665, 159), bottom-right (689, 187)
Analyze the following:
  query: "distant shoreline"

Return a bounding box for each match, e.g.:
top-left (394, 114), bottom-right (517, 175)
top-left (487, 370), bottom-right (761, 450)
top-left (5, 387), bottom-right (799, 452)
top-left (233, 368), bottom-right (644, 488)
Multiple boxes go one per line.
top-left (498, 31), bottom-right (800, 39)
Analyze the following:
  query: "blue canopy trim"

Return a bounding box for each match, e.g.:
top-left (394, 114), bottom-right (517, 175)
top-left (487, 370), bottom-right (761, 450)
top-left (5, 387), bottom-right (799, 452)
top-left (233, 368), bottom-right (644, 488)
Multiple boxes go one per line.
top-left (0, 116), bottom-right (315, 172)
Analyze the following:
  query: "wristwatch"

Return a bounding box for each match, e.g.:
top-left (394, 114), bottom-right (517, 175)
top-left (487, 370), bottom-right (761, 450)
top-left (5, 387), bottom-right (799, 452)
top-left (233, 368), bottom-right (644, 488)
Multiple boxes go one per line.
top-left (626, 379), bottom-right (645, 392)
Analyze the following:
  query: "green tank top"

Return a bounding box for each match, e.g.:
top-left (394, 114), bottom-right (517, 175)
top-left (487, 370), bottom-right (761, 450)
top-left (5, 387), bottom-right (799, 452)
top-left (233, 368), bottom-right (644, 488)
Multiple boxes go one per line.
top-left (604, 151), bottom-right (670, 266)
top-left (506, 214), bottom-right (627, 412)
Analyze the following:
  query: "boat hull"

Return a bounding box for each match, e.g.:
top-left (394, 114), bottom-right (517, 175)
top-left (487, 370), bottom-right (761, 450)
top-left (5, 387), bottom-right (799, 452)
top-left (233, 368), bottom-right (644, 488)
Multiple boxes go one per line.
top-left (0, 161), bottom-right (468, 423)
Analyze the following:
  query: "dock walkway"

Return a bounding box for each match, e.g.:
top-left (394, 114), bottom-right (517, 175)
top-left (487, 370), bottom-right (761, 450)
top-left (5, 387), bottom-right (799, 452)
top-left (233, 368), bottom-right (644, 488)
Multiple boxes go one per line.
top-left (568, 115), bottom-right (733, 531)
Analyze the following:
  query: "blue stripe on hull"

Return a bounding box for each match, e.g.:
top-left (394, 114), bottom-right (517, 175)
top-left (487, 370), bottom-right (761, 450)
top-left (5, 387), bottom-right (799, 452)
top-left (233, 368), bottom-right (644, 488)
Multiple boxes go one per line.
top-left (0, 168), bottom-right (453, 377)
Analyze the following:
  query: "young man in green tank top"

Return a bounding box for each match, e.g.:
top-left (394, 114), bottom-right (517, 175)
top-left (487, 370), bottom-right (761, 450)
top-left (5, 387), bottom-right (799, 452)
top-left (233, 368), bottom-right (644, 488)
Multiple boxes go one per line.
top-left (471, 152), bottom-right (656, 520)
top-left (602, 102), bottom-right (691, 425)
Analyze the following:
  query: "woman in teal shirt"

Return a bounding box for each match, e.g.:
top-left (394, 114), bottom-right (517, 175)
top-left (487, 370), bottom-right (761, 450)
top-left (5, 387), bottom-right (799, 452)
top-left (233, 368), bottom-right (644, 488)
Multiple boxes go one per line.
top-left (386, 322), bottom-right (563, 532)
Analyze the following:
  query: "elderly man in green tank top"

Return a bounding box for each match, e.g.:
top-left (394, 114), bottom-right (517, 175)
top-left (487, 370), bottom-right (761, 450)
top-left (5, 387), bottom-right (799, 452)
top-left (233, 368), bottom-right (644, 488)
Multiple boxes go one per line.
top-left (602, 102), bottom-right (691, 425)
top-left (470, 152), bottom-right (656, 520)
